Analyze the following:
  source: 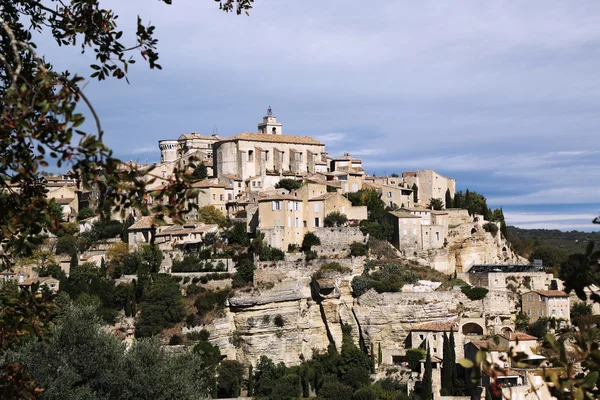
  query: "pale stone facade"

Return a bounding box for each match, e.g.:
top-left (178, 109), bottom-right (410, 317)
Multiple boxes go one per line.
top-left (522, 290), bottom-right (570, 325)
top-left (402, 170), bottom-right (456, 207)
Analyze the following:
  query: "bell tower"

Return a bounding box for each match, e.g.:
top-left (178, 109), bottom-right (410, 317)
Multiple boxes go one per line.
top-left (257, 106), bottom-right (282, 135)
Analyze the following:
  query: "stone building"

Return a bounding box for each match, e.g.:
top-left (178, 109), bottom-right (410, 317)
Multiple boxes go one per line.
top-left (212, 109), bottom-right (327, 182)
top-left (401, 170), bottom-right (455, 207)
top-left (522, 290), bottom-right (570, 325)
top-left (387, 208), bottom-right (448, 254)
top-left (407, 319), bottom-right (461, 360)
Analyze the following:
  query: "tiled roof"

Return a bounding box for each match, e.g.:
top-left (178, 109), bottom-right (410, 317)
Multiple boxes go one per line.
top-left (503, 332), bottom-right (538, 341)
top-left (531, 290), bottom-right (569, 298)
top-left (308, 192), bottom-right (337, 201)
top-left (128, 216), bottom-right (172, 230)
top-left (221, 173), bottom-right (242, 181)
top-left (19, 277), bottom-right (59, 286)
top-left (257, 193), bottom-right (297, 202)
top-left (155, 223), bottom-right (217, 237)
top-left (217, 132), bottom-right (324, 146)
top-left (53, 197), bottom-right (75, 205)
top-left (191, 179), bottom-right (227, 188)
top-left (411, 319), bottom-right (458, 332)
top-left (389, 211), bottom-right (421, 219)
top-left (402, 207), bottom-right (432, 213)
top-left (178, 133), bottom-right (219, 141)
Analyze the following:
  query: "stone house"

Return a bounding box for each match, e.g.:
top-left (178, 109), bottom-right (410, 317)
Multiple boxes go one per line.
top-left (407, 319), bottom-right (460, 360)
top-left (154, 223), bottom-right (218, 252)
top-left (18, 277), bottom-right (60, 292)
top-left (374, 183), bottom-right (413, 209)
top-left (46, 183), bottom-right (80, 221)
top-left (522, 290), bottom-right (570, 325)
top-left (401, 170), bottom-right (456, 207)
top-left (213, 111), bottom-right (327, 181)
top-left (127, 216), bottom-right (173, 250)
top-left (188, 179), bottom-right (233, 216)
top-left (387, 210), bottom-right (423, 254)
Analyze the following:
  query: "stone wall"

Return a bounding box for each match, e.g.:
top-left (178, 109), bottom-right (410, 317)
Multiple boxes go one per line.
top-left (312, 227), bottom-right (367, 257)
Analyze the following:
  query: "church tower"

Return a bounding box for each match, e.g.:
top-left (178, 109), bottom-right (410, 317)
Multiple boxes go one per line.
top-left (257, 106), bottom-right (282, 135)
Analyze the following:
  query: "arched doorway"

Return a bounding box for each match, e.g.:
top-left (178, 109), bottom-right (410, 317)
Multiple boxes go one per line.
top-left (462, 322), bottom-right (484, 336)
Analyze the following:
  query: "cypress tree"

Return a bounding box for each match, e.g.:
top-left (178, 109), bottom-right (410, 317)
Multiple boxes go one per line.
top-left (441, 333), bottom-right (452, 395)
top-left (247, 364), bottom-right (254, 396)
top-left (125, 291), bottom-right (132, 317)
top-left (412, 183), bottom-right (419, 203)
top-left (370, 342), bottom-right (376, 373)
top-left (422, 347), bottom-right (433, 400)
top-left (378, 342), bottom-right (382, 365)
top-left (445, 188), bottom-right (452, 209)
top-left (465, 189), bottom-right (471, 214)
top-left (449, 329), bottom-right (461, 395)
top-left (70, 248), bottom-right (78, 271)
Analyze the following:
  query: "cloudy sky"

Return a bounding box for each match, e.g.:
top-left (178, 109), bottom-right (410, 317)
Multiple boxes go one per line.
top-left (44, 0), bottom-right (600, 231)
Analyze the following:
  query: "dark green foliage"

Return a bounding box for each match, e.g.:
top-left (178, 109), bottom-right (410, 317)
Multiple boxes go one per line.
top-left (421, 347), bottom-right (433, 400)
top-left (559, 242), bottom-right (600, 301)
top-left (172, 254), bottom-right (226, 272)
top-left (194, 288), bottom-right (230, 319)
top-left (135, 275), bottom-right (185, 338)
top-left (324, 211), bottom-right (348, 227)
top-left (351, 263), bottom-right (419, 297)
top-left (530, 245), bottom-right (570, 268)
top-left (56, 235), bottom-right (78, 255)
top-left (483, 222), bottom-right (499, 237)
top-left (248, 364), bottom-right (254, 396)
top-left (377, 342), bottom-right (382, 365)
top-left (515, 311), bottom-right (530, 331)
top-left (571, 302), bottom-right (593, 319)
top-left (274, 314), bottom-right (285, 328)
top-left (320, 379), bottom-right (354, 400)
top-left (445, 189), bottom-right (452, 209)
top-left (233, 259), bottom-right (255, 287)
top-left (224, 222), bottom-right (250, 246)
top-left (441, 331), bottom-right (460, 396)
top-left (314, 262), bottom-right (351, 279)
top-left (77, 207), bottom-right (95, 221)
top-left (350, 242), bottom-right (368, 257)
top-left (192, 162), bottom-right (208, 180)
top-left (275, 178), bottom-right (302, 191)
top-left (507, 226), bottom-right (600, 260)
top-left (193, 340), bottom-right (222, 369)
top-left (406, 348), bottom-right (425, 372)
top-left (370, 343), bottom-right (376, 373)
top-left (412, 184), bottom-right (418, 202)
top-left (348, 189), bottom-right (393, 241)
top-left (259, 246), bottom-right (285, 261)
top-left (301, 232), bottom-right (321, 252)
top-left (168, 334), bottom-right (182, 345)
top-left (527, 318), bottom-right (548, 339)
top-left (218, 360), bottom-right (245, 398)
top-left (461, 285), bottom-right (489, 300)
top-left (427, 198), bottom-right (444, 211)
top-left (91, 219), bottom-right (124, 240)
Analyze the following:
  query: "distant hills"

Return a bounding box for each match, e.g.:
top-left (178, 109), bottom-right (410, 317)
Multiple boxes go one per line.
top-left (506, 226), bottom-right (600, 261)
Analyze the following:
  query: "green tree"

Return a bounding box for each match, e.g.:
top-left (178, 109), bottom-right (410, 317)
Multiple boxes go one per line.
top-left (275, 178), bottom-right (302, 191)
top-left (247, 364), bottom-right (254, 396)
top-left (441, 333), bottom-right (452, 395)
top-left (324, 211), bottom-right (348, 227)
top-left (377, 342), bottom-right (382, 365)
top-left (422, 347), bottom-right (433, 400)
top-left (192, 162), bottom-right (208, 180)
top-left (412, 184), bottom-right (418, 202)
top-left (218, 360), bottom-right (245, 398)
top-left (77, 207), bottom-right (95, 221)
top-left (571, 302), bottom-right (592, 319)
top-left (197, 205), bottom-right (228, 227)
top-left (406, 348), bottom-right (425, 372)
top-left (427, 197), bottom-right (444, 210)
top-left (301, 232), bottom-right (321, 252)
top-left (137, 244), bottom-right (163, 274)
top-left (135, 275), bottom-right (184, 338)
top-left (445, 188), bottom-right (453, 209)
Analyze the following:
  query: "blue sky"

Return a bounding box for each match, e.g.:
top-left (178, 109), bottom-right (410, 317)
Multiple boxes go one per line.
top-left (42, 0), bottom-right (600, 231)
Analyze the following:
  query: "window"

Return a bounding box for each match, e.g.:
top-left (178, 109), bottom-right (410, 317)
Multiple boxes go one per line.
top-left (220, 194), bottom-right (224, 201)
top-left (274, 219), bottom-right (281, 227)
top-left (352, 184), bottom-right (358, 192)
top-left (527, 309), bottom-right (531, 316)
top-left (436, 232), bottom-right (439, 241)
top-left (265, 151), bottom-right (269, 161)
top-left (528, 295), bottom-right (533, 302)
top-left (314, 203), bottom-right (320, 212)
top-left (288, 216), bottom-right (291, 227)
top-left (403, 229), bottom-right (408, 235)
top-left (295, 202), bottom-right (300, 211)
top-left (551, 309), bottom-right (556, 316)
top-left (560, 309), bottom-right (564, 316)
top-left (238, 182), bottom-right (241, 188)
top-left (212, 194), bottom-right (216, 200)
top-left (133, 233), bottom-right (137, 243)
top-left (248, 150), bottom-right (254, 162)
top-left (288, 201), bottom-right (293, 211)
top-left (538, 310), bottom-right (543, 316)
top-left (303, 220), bottom-right (307, 228)
top-left (432, 335), bottom-right (436, 340)
top-left (419, 334), bottom-right (424, 340)
top-left (272, 201), bottom-right (282, 211)
top-left (162, 171), bottom-right (166, 178)
top-left (433, 348), bottom-right (437, 353)
top-left (388, 191), bottom-right (392, 198)
top-left (313, 218), bottom-right (320, 227)
top-left (412, 229), bottom-right (417, 235)
top-left (295, 217), bottom-right (299, 227)
top-left (228, 194), bottom-right (232, 200)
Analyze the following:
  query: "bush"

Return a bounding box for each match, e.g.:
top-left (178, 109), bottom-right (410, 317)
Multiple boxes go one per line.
top-left (186, 284), bottom-right (202, 297)
top-left (571, 302), bottom-right (593, 319)
top-left (275, 178), bottom-right (302, 191)
top-left (301, 232), bottom-right (321, 252)
top-left (406, 348), bottom-right (426, 371)
top-left (233, 259), bottom-right (255, 287)
top-left (324, 211), bottom-right (348, 227)
top-left (460, 285), bottom-right (489, 300)
top-left (314, 262), bottom-right (352, 279)
top-left (349, 242), bottom-right (368, 257)
top-left (351, 263), bottom-right (419, 297)
top-left (218, 360), bottom-right (245, 398)
top-left (77, 207), bottom-right (95, 221)
top-left (483, 222), bottom-right (499, 237)
top-left (528, 319), bottom-right (548, 339)
top-left (319, 379), bottom-right (354, 400)
top-left (260, 246), bottom-right (285, 261)
top-left (135, 275), bottom-right (185, 338)
top-left (274, 314), bottom-right (284, 328)
top-left (351, 275), bottom-right (377, 297)
top-left (169, 335), bottom-right (182, 345)
top-left (91, 219), bottom-right (124, 240)
top-left (194, 288), bottom-right (231, 319)
top-left (56, 235), bottom-right (78, 254)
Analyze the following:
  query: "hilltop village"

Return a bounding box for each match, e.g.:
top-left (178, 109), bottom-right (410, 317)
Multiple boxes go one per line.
top-left (3, 109), bottom-right (595, 400)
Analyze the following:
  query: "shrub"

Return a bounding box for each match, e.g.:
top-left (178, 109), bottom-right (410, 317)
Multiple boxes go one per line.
top-left (351, 275), bottom-right (377, 297)
top-left (186, 284), bottom-right (201, 297)
top-left (314, 262), bottom-right (351, 279)
top-left (195, 288), bottom-right (231, 319)
top-left (349, 242), bottom-right (368, 257)
top-left (319, 379), bottom-right (353, 400)
top-left (260, 246), bottom-right (285, 261)
top-left (56, 235), bottom-right (78, 254)
top-left (406, 348), bottom-right (426, 371)
top-left (169, 334), bottom-right (182, 345)
top-left (185, 314), bottom-right (196, 327)
top-left (483, 222), bottom-right (499, 237)
top-left (275, 178), bottom-right (302, 191)
top-left (77, 207), bottom-right (95, 221)
top-left (301, 232), bottom-right (321, 252)
top-left (460, 285), bottom-right (489, 300)
top-left (187, 329), bottom-right (210, 342)
top-left (274, 314), bottom-right (284, 328)
top-left (324, 211), bottom-right (348, 227)
top-left (232, 259), bottom-right (255, 287)
top-left (304, 250), bottom-right (318, 262)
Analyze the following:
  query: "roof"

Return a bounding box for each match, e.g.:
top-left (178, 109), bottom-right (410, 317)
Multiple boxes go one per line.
top-left (178, 133), bottom-right (219, 141)
top-left (216, 132), bottom-right (324, 146)
top-left (529, 290), bottom-right (569, 298)
top-left (483, 368), bottom-right (524, 378)
top-left (503, 332), bottom-right (538, 342)
top-left (128, 216), bottom-right (173, 230)
top-left (53, 197), bottom-right (75, 205)
top-left (191, 179), bottom-right (227, 188)
top-left (221, 173), bottom-right (242, 181)
top-left (308, 192), bottom-right (338, 201)
top-left (411, 320), bottom-right (458, 332)
top-left (389, 210), bottom-right (421, 219)
top-left (155, 224), bottom-right (217, 237)
top-left (402, 207), bottom-right (432, 213)
top-left (257, 193), bottom-right (297, 202)
top-left (19, 277), bottom-right (59, 286)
